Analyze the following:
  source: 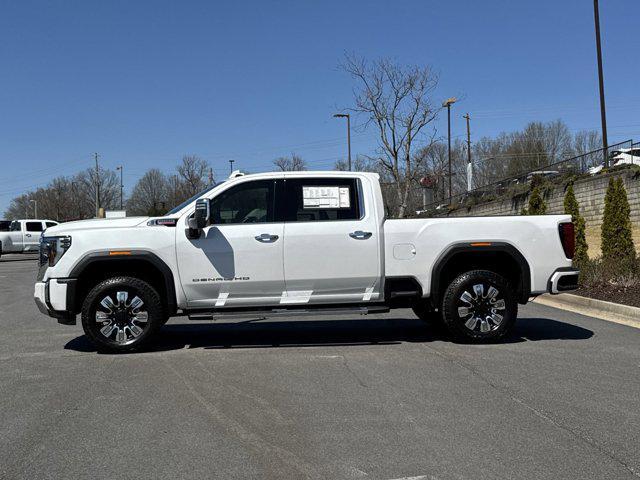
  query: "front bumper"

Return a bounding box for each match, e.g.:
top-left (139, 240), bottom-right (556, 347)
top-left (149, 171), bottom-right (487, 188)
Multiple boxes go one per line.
top-left (34, 279), bottom-right (77, 325)
top-left (548, 268), bottom-right (580, 294)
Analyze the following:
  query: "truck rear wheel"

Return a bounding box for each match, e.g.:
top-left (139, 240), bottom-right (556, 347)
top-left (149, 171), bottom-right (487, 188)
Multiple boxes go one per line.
top-left (441, 270), bottom-right (517, 342)
top-left (81, 276), bottom-right (166, 353)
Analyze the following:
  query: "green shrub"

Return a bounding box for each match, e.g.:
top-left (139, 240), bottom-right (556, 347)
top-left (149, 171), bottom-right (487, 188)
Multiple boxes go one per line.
top-left (601, 177), bottom-right (636, 266)
top-left (563, 183), bottom-right (588, 266)
top-left (579, 256), bottom-right (640, 288)
top-left (523, 186), bottom-right (547, 215)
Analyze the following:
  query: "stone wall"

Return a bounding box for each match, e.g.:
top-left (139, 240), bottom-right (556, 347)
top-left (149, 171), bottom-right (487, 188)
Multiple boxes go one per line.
top-left (444, 168), bottom-right (640, 257)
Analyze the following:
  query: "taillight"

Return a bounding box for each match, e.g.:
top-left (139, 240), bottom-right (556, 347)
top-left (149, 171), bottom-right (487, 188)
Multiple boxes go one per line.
top-left (558, 222), bottom-right (575, 259)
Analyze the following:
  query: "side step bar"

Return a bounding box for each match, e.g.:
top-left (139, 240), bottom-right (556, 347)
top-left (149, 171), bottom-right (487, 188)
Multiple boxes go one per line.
top-left (188, 305), bottom-right (390, 321)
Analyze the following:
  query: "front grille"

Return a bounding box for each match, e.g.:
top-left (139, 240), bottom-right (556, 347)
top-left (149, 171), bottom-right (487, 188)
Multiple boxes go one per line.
top-left (36, 263), bottom-right (48, 282)
top-left (37, 241), bottom-right (48, 281)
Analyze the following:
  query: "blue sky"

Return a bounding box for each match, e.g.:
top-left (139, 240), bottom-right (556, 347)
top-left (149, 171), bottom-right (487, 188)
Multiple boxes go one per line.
top-left (1, 0), bottom-right (639, 213)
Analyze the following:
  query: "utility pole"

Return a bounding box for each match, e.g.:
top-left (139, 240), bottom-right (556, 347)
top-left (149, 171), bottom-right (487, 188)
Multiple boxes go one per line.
top-left (172, 175), bottom-right (178, 206)
top-left (229, 159), bottom-right (235, 174)
top-left (116, 166), bottom-right (123, 210)
top-left (333, 113), bottom-right (351, 171)
top-left (30, 199), bottom-right (37, 219)
top-left (442, 98), bottom-right (457, 203)
top-left (464, 113), bottom-right (472, 191)
top-left (71, 181), bottom-right (78, 219)
top-left (593, 0), bottom-right (609, 167)
top-left (208, 167), bottom-right (214, 186)
top-left (94, 152), bottom-right (100, 217)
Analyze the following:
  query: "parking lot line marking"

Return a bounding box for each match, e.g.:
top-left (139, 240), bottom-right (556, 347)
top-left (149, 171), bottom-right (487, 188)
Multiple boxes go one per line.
top-left (387, 476), bottom-right (430, 480)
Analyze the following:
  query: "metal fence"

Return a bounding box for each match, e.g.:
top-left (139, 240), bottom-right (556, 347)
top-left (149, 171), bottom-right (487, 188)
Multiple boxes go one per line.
top-left (417, 139), bottom-right (635, 216)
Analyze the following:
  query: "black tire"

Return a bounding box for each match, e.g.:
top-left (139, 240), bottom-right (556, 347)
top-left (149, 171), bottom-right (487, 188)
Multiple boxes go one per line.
top-left (441, 270), bottom-right (517, 342)
top-left (81, 276), bottom-right (166, 353)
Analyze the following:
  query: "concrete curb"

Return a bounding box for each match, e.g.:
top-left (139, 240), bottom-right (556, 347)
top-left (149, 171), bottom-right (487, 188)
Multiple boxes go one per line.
top-left (533, 293), bottom-right (640, 330)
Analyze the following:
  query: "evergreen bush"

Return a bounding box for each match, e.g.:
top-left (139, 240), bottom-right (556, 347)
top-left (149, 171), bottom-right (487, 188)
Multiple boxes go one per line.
top-left (563, 183), bottom-right (589, 265)
top-left (601, 177), bottom-right (636, 267)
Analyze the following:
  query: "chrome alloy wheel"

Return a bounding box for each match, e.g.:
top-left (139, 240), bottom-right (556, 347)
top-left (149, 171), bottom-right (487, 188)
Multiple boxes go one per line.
top-left (456, 283), bottom-right (506, 333)
top-left (95, 291), bottom-right (149, 344)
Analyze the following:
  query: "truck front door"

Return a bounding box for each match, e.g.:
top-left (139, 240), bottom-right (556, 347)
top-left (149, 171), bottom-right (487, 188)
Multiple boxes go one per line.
top-left (176, 178), bottom-right (286, 309)
top-left (281, 176), bottom-right (381, 305)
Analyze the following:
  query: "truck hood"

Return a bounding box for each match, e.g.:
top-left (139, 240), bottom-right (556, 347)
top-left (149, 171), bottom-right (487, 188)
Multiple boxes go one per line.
top-left (44, 217), bottom-right (149, 235)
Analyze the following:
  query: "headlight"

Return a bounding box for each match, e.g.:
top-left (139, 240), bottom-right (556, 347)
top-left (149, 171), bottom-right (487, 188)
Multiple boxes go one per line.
top-left (40, 236), bottom-right (72, 268)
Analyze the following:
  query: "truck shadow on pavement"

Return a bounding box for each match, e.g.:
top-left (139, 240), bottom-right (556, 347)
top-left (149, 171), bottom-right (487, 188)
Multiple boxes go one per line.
top-left (64, 317), bottom-right (594, 354)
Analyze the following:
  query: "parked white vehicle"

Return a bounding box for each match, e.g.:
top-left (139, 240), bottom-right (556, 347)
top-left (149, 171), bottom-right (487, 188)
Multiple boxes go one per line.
top-left (588, 147), bottom-right (640, 174)
top-left (34, 171), bottom-right (579, 352)
top-left (0, 219), bottom-right (58, 257)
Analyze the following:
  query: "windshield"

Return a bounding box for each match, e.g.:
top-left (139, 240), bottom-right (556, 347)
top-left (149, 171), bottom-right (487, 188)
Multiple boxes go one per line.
top-left (165, 182), bottom-right (221, 216)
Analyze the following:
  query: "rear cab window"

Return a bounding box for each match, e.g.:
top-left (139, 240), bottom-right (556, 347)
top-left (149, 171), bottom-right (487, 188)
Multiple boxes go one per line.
top-left (26, 222), bottom-right (44, 232)
top-left (283, 177), bottom-right (362, 222)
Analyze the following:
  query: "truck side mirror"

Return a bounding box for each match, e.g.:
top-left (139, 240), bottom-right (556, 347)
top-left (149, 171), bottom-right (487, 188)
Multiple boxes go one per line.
top-left (187, 198), bottom-right (210, 239)
top-left (194, 198), bottom-right (210, 229)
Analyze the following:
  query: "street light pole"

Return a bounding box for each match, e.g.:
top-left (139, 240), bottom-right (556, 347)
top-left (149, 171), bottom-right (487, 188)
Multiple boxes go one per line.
top-left (94, 152), bottom-right (100, 217)
top-left (593, 0), bottom-right (609, 167)
top-left (229, 159), bottom-right (235, 174)
top-left (116, 166), bottom-right (123, 210)
top-left (464, 113), bottom-right (472, 191)
top-left (333, 113), bottom-right (351, 171)
top-left (442, 98), bottom-right (457, 202)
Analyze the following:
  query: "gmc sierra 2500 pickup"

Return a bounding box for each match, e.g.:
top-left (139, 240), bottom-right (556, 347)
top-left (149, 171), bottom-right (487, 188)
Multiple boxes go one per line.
top-left (34, 171), bottom-right (579, 352)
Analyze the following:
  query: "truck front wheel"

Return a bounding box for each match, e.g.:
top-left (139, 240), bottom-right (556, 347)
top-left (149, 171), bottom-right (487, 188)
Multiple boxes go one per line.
top-left (81, 276), bottom-right (166, 353)
top-left (441, 270), bottom-right (517, 342)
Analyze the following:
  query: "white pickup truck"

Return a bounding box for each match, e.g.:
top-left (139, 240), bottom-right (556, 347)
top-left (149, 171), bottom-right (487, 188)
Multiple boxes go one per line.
top-left (0, 219), bottom-right (58, 257)
top-left (34, 171), bottom-right (579, 352)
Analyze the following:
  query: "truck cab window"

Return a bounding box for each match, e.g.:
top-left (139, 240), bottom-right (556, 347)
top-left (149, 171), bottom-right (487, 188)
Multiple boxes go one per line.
top-left (210, 180), bottom-right (275, 225)
top-left (284, 178), bottom-right (361, 222)
top-left (26, 222), bottom-right (44, 232)
top-left (10, 221), bottom-right (21, 231)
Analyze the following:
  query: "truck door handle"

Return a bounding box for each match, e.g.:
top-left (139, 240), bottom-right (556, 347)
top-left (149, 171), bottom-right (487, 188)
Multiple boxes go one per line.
top-left (25, 234), bottom-right (32, 237)
top-left (349, 230), bottom-right (372, 240)
top-left (255, 233), bottom-right (279, 243)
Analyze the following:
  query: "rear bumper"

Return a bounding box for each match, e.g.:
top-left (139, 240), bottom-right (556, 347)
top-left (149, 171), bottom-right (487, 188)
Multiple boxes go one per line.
top-left (34, 279), bottom-right (77, 325)
top-left (548, 268), bottom-right (580, 294)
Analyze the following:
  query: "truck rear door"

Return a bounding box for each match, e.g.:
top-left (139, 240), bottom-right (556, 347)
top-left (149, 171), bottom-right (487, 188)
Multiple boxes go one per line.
top-left (281, 176), bottom-right (381, 304)
top-left (23, 221), bottom-right (44, 251)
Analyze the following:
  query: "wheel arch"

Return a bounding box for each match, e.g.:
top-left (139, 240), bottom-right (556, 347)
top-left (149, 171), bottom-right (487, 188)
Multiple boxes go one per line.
top-left (430, 242), bottom-right (531, 306)
top-left (69, 251), bottom-right (177, 315)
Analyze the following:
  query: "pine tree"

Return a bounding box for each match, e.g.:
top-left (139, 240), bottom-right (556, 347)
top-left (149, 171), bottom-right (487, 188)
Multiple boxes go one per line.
top-left (601, 177), bottom-right (636, 265)
top-left (564, 183), bottom-right (588, 265)
top-left (525, 186), bottom-right (547, 215)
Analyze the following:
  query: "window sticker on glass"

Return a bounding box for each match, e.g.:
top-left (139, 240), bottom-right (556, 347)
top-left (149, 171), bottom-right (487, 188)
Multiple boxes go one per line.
top-left (302, 186), bottom-right (351, 209)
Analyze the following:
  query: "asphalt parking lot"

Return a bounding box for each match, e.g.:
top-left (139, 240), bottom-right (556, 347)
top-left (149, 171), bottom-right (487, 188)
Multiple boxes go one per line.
top-left (1, 254), bottom-right (640, 480)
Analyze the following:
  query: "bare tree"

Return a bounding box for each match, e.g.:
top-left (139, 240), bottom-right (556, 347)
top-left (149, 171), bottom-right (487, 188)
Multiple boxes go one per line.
top-left (127, 169), bottom-right (170, 216)
top-left (340, 54), bottom-right (439, 217)
top-left (73, 167), bottom-right (120, 217)
top-left (176, 155), bottom-right (210, 198)
top-left (573, 130), bottom-right (602, 155)
top-left (334, 155), bottom-right (375, 172)
top-left (273, 153), bottom-right (307, 171)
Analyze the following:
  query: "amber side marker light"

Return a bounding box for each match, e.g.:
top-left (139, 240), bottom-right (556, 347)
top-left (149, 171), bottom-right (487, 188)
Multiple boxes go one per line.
top-left (470, 242), bottom-right (492, 247)
top-left (109, 251), bottom-right (132, 256)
